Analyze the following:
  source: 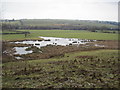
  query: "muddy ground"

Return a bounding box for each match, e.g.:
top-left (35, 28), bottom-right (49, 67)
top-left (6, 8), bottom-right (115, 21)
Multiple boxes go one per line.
top-left (2, 40), bottom-right (119, 63)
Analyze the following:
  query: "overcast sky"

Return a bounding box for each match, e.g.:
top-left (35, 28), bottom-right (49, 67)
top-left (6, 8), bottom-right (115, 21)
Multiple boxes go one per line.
top-left (1, 0), bottom-right (119, 21)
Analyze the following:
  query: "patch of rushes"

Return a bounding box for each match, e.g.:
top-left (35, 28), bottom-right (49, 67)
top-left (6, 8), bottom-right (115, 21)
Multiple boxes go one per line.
top-left (2, 50), bottom-right (119, 88)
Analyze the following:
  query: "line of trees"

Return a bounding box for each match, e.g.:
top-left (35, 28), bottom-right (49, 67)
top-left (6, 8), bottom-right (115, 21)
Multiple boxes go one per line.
top-left (1, 19), bottom-right (119, 32)
top-left (2, 23), bottom-right (118, 31)
top-left (2, 23), bottom-right (20, 31)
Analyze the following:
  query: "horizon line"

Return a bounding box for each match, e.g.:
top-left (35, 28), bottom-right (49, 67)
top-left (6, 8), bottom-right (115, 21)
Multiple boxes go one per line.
top-left (1, 18), bottom-right (118, 22)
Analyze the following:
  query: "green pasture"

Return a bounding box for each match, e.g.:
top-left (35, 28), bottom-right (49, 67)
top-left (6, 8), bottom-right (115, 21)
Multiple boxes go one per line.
top-left (2, 30), bottom-right (118, 40)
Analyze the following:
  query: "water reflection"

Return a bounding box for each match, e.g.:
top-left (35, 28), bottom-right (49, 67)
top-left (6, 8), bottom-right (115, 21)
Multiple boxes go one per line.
top-left (14, 47), bottom-right (33, 55)
top-left (12, 37), bottom-right (99, 56)
top-left (14, 36), bottom-right (95, 48)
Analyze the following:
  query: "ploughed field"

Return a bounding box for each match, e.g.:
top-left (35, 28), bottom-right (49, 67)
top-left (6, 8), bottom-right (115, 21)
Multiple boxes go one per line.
top-left (2, 30), bottom-right (119, 88)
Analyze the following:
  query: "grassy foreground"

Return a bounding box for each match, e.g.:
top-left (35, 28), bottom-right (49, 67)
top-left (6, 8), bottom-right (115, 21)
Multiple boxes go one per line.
top-left (2, 49), bottom-right (119, 88)
top-left (2, 30), bottom-right (119, 40)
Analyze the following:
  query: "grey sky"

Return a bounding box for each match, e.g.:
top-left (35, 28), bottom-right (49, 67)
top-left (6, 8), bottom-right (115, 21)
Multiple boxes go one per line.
top-left (1, 0), bottom-right (119, 21)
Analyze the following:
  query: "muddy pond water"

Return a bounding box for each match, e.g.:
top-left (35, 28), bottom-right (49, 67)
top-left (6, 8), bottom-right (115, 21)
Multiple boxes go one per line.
top-left (12, 36), bottom-right (98, 56)
top-left (14, 47), bottom-right (33, 55)
top-left (14, 36), bottom-right (96, 48)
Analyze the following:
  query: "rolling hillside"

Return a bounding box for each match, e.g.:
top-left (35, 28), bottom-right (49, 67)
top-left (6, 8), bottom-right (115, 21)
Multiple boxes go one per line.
top-left (1, 19), bottom-right (118, 31)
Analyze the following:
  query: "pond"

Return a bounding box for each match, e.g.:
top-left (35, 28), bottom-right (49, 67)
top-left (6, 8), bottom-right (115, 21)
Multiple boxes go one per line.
top-left (14, 47), bottom-right (33, 55)
top-left (7, 36), bottom-right (105, 60)
top-left (10, 36), bottom-right (106, 57)
top-left (13, 36), bottom-right (96, 48)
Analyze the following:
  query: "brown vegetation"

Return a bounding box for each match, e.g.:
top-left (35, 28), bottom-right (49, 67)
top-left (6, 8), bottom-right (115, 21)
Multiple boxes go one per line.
top-left (2, 40), bottom-right (119, 63)
top-left (94, 40), bottom-right (119, 49)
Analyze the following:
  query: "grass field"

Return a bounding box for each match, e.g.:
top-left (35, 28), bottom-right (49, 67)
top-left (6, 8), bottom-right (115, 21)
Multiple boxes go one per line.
top-left (2, 49), bottom-right (119, 88)
top-left (2, 30), bottom-right (119, 40)
top-left (2, 29), bottom-right (119, 88)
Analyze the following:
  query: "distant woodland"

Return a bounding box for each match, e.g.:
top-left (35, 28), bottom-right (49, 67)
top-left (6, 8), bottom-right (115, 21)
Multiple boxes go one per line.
top-left (1, 19), bottom-right (118, 33)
